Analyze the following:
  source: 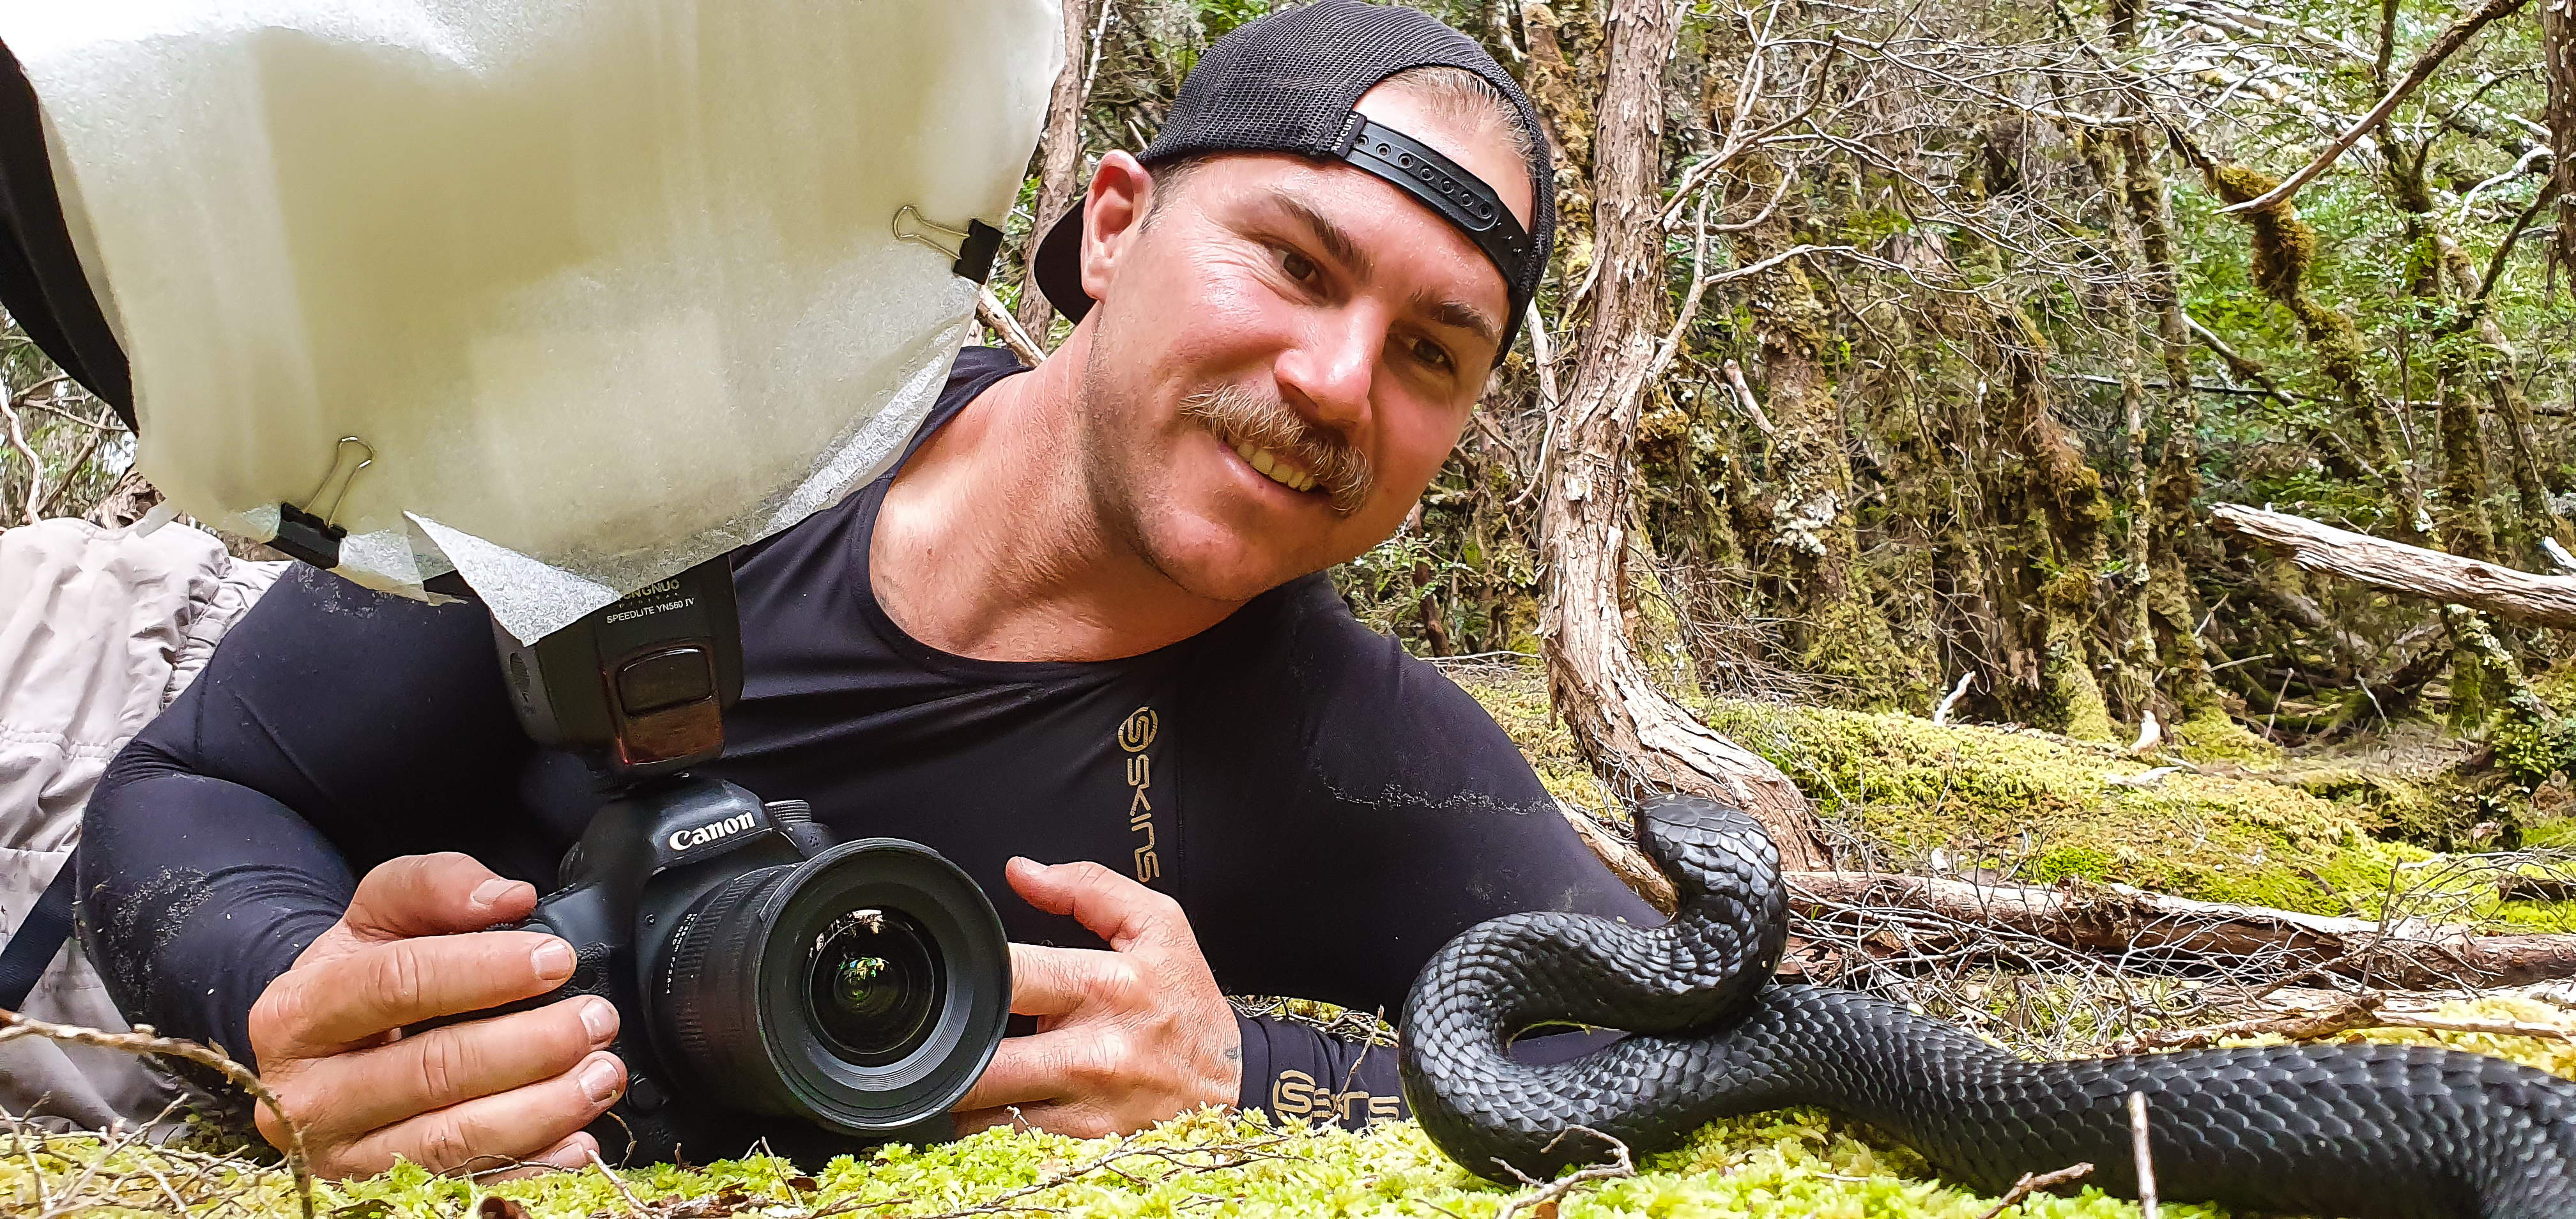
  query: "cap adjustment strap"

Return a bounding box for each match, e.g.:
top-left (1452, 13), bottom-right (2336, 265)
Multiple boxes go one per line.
top-left (1336, 116), bottom-right (1531, 302)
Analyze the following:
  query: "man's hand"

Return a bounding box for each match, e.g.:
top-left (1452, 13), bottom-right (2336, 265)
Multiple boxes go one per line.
top-left (248, 853), bottom-right (627, 1179)
top-left (953, 858), bottom-right (1241, 1137)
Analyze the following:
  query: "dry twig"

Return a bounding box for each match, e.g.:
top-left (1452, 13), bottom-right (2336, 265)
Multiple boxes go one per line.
top-left (0, 1009), bottom-right (314, 1219)
top-left (1494, 1127), bottom-right (1637, 1219)
top-left (2128, 1093), bottom-right (2159, 1219)
top-left (1974, 1162), bottom-right (2094, 1219)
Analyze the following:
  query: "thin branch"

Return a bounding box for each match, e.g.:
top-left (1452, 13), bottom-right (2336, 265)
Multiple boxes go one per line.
top-left (587, 1145), bottom-right (650, 1218)
top-left (1494, 1127), bottom-right (1636, 1219)
top-left (1, 395), bottom-right (45, 525)
top-left (2455, 146), bottom-right (2549, 227)
top-left (1975, 1162), bottom-right (2094, 1219)
top-left (33, 404), bottom-right (114, 519)
top-left (2221, 0), bottom-right (2533, 215)
top-left (1644, 188), bottom-right (1717, 387)
top-left (1720, 358), bottom-right (1777, 436)
top-left (978, 287), bottom-right (1049, 367)
top-left (0, 1011), bottom-right (314, 1219)
top-left (2466, 185), bottom-right (2553, 320)
top-left (2128, 1093), bottom-right (2160, 1219)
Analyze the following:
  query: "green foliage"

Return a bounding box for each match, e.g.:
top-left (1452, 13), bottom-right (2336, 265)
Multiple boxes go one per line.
top-left (33, 996), bottom-right (2576, 1219)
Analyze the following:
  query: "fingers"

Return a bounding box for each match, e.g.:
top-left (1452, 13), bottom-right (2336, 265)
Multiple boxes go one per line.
top-left (1004, 857), bottom-right (1189, 954)
top-left (1005, 943), bottom-right (1136, 1020)
top-left (469, 1130), bottom-right (601, 1183)
top-left (298, 996), bottom-right (618, 1140)
top-left (337, 1050), bottom-right (627, 1177)
top-left (951, 1025), bottom-right (1124, 1114)
top-left (344, 853), bottom-right (539, 943)
top-left (953, 1101), bottom-right (1122, 1140)
top-left (256, 929), bottom-right (578, 1055)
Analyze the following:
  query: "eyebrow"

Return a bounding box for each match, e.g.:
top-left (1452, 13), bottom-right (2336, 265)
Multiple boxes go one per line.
top-left (1261, 188), bottom-right (1374, 280)
top-left (1260, 188), bottom-right (1503, 351)
top-left (1416, 292), bottom-right (1501, 348)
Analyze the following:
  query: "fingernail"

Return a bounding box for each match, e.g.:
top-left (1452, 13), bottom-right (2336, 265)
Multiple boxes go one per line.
top-left (579, 997), bottom-right (617, 1043)
top-left (578, 1056), bottom-right (622, 1105)
top-left (471, 878), bottom-right (519, 909)
top-left (533, 939), bottom-right (576, 981)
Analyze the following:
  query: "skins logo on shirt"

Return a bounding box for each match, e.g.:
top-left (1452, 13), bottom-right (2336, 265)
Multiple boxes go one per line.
top-left (1270, 1070), bottom-right (1400, 1125)
top-left (1117, 706), bottom-right (1162, 885)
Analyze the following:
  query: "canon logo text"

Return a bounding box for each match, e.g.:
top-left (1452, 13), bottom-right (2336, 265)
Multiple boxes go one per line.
top-left (667, 812), bottom-right (757, 852)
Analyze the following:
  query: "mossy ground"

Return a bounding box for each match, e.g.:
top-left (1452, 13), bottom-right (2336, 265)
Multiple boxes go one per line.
top-left (1446, 658), bottom-right (2576, 931)
top-left (19, 996), bottom-right (2576, 1218)
top-left (22, 665), bottom-right (2576, 1217)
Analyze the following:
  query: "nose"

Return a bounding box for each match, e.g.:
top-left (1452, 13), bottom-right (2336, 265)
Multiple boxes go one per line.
top-left (1273, 303), bottom-right (1377, 437)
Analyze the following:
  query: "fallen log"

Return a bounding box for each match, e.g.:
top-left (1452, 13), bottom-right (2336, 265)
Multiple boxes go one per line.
top-left (1783, 871), bottom-right (2576, 990)
top-left (2118, 989), bottom-right (2576, 1052)
top-left (2209, 503), bottom-right (2576, 630)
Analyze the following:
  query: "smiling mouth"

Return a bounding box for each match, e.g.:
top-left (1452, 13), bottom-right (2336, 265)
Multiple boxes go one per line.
top-left (1225, 436), bottom-right (1320, 494)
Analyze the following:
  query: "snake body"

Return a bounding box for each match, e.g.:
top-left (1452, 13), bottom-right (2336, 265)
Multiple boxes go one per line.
top-left (1398, 795), bottom-right (2576, 1218)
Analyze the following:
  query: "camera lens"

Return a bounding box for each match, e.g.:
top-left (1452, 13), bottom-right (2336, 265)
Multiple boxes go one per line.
top-left (806, 907), bottom-right (942, 1065)
top-left (656, 839), bottom-right (1011, 1133)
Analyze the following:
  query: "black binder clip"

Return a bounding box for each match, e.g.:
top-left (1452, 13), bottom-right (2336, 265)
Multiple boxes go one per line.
top-left (893, 205), bottom-right (1004, 286)
top-left (270, 436), bottom-right (372, 569)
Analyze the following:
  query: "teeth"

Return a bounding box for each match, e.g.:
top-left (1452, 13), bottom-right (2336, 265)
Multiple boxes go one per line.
top-left (1231, 439), bottom-right (1315, 494)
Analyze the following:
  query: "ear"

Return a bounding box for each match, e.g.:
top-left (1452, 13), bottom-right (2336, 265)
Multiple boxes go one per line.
top-left (1079, 151), bottom-right (1154, 305)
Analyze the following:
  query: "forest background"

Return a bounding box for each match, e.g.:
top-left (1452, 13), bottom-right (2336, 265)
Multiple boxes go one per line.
top-left (14, 0), bottom-right (2576, 1212)
top-left (14, 0), bottom-right (2576, 983)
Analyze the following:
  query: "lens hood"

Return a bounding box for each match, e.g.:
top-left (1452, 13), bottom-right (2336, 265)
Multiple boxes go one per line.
top-left (656, 839), bottom-right (1010, 1131)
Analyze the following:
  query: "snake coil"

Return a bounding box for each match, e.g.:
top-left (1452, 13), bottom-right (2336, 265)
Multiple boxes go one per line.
top-left (1398, 795), bottom-right (2576, 1218)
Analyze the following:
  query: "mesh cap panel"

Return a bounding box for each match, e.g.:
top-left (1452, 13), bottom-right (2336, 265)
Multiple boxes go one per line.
top-left (1036, 0), bottom-right (1552, 355)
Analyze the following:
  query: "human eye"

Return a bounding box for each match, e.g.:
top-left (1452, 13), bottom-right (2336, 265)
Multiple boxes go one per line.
top-left (1409, 335), bottom-right (1455, 372)
top-left (1277, 246), bottom-right (1321, 285)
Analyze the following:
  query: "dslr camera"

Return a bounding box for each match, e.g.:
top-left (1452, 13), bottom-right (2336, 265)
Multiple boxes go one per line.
top-left (460, 559), bottom-right (1012, 1165)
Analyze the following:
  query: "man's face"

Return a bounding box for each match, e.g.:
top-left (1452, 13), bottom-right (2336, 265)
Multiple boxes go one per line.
top-left (1071, 83), bottom-right (1533, 604)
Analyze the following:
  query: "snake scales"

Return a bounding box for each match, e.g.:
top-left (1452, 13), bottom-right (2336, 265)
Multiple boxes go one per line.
top-left (1398, 795), bottom-right (2576, 1218)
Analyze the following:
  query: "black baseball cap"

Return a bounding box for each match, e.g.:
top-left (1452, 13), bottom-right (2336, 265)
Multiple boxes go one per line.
top-left (1030, 0), bottom-right (1553, 357)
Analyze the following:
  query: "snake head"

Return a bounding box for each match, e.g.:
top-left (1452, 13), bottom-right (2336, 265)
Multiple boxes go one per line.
top-left (1634, 793), bottom-right (1785, 921)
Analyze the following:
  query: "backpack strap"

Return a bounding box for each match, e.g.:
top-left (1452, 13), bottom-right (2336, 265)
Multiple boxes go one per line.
top-left (0, 849), bottom-right (76, 1011)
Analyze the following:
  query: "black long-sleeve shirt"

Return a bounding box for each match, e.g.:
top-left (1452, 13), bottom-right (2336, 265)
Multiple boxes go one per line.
top-left (80, 346), bottom-right (1655, 1139)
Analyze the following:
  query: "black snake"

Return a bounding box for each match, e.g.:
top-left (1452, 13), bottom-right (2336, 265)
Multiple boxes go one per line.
top-left (1398, 795), bottom-right (2576, 1218)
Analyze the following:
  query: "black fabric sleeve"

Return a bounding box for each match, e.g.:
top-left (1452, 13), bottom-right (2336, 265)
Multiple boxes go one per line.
top-left (1232, 1014), bottom-right (1404, 1129)
top-left (77, 567), bottom-right (549, 1069)
top-left (1186, 581), bottom-right (1663, 1126)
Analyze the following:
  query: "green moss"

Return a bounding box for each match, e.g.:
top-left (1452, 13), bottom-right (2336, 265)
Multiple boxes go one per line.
top-left (36, 1002), bottom-right (2576, 1219)
top-left (2522, 818), bottom-right (2576, 849)
top-left (2029, 843), bottom-right (2115, 882)
top-left (2169, 706), bottom-right (2280, 765)
top-left (7, 1105), bottom-right (2209, 1219)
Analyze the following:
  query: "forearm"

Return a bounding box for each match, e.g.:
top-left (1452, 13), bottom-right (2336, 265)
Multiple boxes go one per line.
top-left (1234, 1013), bottom-right (1404, 1128)
top-left (79, 764), bottom-right (352, 1068)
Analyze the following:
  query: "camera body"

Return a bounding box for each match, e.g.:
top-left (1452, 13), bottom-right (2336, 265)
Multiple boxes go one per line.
top-left (461, 556), bottom-right (1009, 1165)
top-left (498, 775), bottom-right (1011, 1166)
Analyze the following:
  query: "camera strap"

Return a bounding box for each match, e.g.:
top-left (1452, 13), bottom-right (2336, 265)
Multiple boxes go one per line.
top-left (0, 848), bottom-right (76, 1012)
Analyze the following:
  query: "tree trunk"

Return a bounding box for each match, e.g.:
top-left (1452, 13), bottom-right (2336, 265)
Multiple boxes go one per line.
top-left (2067, 125), bottom-right (2159, 723)
top-left (1733, 164), bottom-right (1919, 709)
top-left (2119, 124), bottom-right (2244, 741)
top-left (1538, 0), bottom-right (1825, 868)
top-left (2550, 0), bottom-right (2576, 280)
top-left (1014, 0), bottom-right (1094, 344)
top-left (1977, 304), bottom-right (2120, 740)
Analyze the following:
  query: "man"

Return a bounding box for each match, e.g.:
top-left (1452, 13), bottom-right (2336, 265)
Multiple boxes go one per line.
top-left (80, 0), bottom-right (1657, 1179)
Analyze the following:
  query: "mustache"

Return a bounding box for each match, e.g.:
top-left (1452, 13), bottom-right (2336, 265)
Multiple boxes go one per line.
top-left (1178, 383), bottom-right (1374, 516)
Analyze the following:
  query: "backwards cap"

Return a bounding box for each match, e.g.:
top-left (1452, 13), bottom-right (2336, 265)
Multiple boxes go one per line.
top-left (1031, 0), bottom-right (1553, 356)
